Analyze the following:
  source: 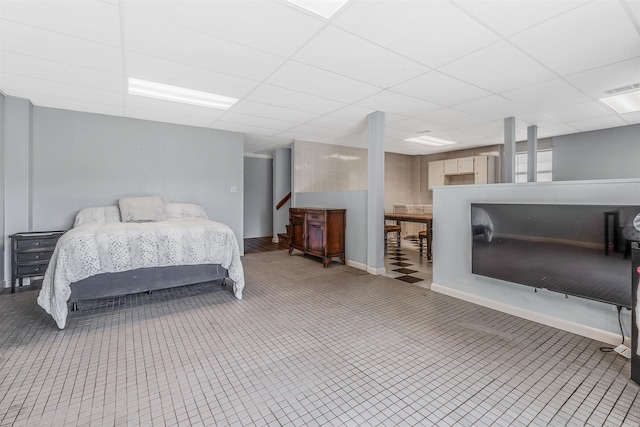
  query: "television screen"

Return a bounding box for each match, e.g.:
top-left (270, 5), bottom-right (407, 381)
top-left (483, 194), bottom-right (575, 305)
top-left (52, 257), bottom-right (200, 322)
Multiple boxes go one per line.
top-left (471, 203), bottom-right (640, 308)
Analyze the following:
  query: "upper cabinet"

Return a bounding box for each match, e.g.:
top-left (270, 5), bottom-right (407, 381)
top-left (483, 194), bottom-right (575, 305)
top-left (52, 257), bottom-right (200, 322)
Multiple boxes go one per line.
top-left (428, 155), bottom-right (496, 190)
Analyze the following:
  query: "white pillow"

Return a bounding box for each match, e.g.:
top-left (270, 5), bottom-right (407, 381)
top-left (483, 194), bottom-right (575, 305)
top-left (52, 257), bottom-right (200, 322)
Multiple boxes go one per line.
top-left (164, 203), bottom-right (209, 220)
top-left (119, 196), bottom-right (165, 222)
top-left (74, 206), bottom-right (122, 227)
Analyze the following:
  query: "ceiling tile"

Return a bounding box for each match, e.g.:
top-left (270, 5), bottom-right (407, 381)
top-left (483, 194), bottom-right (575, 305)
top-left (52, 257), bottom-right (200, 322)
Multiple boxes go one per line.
top-left (509, 1), bottom-right (639, 75)
top-left (454, 0), bottom-right (589, 36)
top-left (125, 94), bottom-right (227, 122)
top-left (439, 41), bottom-right (557, 93)
top-left (566, 57), bottom-right (640, 98)
top-left (125, 52), bottom-right (260, 99)
top-left (619, 111), bottom-right (640, 125)
top-left (125, 107), bottom-right (221, 128)
top-left (503, 78), bottom-right (590, 110)
top-left (293, 26), bottom-right (429, 87)
top-left (537, 123), bottom-right (581, 138)
top-left (218, 112), bottom-right (298, 132)
top-left (212, 121), bottom-right (281, 137)
top-left (1, 0), bottom-right (121, 46)
top-left (266, 61), bottom-right (380, 103)
top-left (386, 118), bottom-right (447, 134)
top-left (568, 115), bottom-right (628, 132)
top-left (123, 0), bottom-right (324, 57)
top-left (2, 52), bottom-right (123, 93)
top-left (305, 116), bottom-right (365, 134)
top-left (416, 107), bottom-right (488, 128)
top-left (246, 84), bottom-right (347, 115)
top-left (6, 90), bottom-right (124, 117)
top-left (333, 0), bottom-right (500, 68)
top-left (1, 20), bottom-right (122, 74)
top-left (2, 74), bottom-right (122, 106)
top-left (123, 10), bottom-right (284, 81)
top-left (327, 105), bottom-right (375, 122)
top-left (231, 100), bottom-right (319, 123)
top-left (284, 124), bottom-right (352, 139)
top-left (355, 91), bottom-right (442, 116)
top-left (453, 95), bottom-right (534, 121)
top-left (390, 71), bottom-right (491, 106)
top-left (542, 100), bottom-right (617, 122)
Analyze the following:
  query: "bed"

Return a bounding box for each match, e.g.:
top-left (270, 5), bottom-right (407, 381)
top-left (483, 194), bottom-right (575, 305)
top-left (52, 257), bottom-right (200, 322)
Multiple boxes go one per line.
top-left (37, 198), bottom-right (244, 329)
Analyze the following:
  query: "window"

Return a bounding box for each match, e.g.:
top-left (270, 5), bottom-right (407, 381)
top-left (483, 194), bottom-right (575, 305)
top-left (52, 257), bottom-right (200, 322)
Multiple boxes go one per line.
top-left (515, 149), bottom-right (552, 183)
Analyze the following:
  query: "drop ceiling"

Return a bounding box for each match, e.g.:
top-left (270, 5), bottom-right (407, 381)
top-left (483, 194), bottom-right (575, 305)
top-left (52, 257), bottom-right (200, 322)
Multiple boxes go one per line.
top-left (0, 0), bottom-right (638, 156)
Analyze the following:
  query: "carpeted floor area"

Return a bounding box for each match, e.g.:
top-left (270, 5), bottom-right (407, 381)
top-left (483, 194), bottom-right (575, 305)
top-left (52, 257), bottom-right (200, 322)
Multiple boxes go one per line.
top-left (0, 251), bottom-right (638, 426)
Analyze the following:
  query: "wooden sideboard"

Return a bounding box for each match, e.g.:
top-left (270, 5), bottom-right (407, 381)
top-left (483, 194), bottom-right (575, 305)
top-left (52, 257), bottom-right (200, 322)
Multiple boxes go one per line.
top-left (289, 208), bottom-right (346, 268)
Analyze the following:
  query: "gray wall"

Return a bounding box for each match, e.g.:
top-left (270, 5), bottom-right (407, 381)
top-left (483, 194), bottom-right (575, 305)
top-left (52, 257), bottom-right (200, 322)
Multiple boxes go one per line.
top-left (2, 100), bottom-right (246, 282)
top-left (553, 124), bottom-right (640, 181)
top-left (244, 156), bottom-right (273, 238)
top-left (0, 94), bottom-right (4, 281)
top-left (3, 96), bottom-right (34, 281)
top-left (23, 106), bottom-right (245, 270)
top-left (295, 190), bottom-right (367, 266)
top-left (432, 179), bottom-right (640, 342)
top-left (273, 147), bottom-right (291, 236)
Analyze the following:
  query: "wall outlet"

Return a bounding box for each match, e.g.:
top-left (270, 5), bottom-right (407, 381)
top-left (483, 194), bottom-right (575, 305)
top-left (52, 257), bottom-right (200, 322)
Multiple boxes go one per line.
top-left (230, 186), bottom-right (237, 193)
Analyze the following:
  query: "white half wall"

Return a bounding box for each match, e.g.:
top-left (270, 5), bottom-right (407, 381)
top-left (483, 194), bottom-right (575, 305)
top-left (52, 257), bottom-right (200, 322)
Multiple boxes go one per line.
top-left (432, 179), bottom-right (640, 345)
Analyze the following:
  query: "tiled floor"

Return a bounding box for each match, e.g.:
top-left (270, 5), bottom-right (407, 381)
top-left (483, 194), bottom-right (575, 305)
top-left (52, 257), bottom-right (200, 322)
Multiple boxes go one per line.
top-left (383, 236), bottom-right (432, 288)
top-left (1, 251), bottom-right (639, 426)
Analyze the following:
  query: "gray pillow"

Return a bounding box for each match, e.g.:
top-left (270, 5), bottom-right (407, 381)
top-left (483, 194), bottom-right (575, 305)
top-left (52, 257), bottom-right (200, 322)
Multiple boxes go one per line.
top-left (119, 196), bottom-right (165, 222)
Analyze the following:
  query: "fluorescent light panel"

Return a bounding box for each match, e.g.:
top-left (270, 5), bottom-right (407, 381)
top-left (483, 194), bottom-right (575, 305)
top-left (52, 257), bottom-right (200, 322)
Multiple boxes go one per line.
top-left (405, 135), bottom-right (458, 146)
top-left (284, 0), bottom-right (349, 19)
top-left (598, 90), bottom-right (640, 114)
top-left (128, 78), bottom-right (238, 110)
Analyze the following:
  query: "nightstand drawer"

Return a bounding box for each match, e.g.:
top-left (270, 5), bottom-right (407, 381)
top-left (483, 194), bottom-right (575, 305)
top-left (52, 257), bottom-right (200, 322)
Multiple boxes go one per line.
top-left (16, 237), bottom-right (60, 250)
top-left (16, 251), bottom-right (53, 263)
top-left (10, 230), bottom-right (66, 293)
top-left (16, 264), bottom-right (48, 277)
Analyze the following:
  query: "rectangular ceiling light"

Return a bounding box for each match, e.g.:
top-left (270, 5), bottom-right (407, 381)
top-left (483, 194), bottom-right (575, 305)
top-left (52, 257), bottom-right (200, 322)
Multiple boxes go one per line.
top-left (405, 135), bottom-right (458, 147)
top-left (128, 78), bottom-right (238, 110)
top-left (284, 0), bottom-right (349, 19)
top-left (598, 89), bottom-right (640, 114)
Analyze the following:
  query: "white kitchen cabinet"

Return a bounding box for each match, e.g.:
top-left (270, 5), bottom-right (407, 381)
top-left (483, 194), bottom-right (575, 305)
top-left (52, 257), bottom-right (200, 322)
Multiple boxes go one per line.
top-left (428, 160), bottom-right (445, 189)
top-left (428, 155), bottom-right (496, 189)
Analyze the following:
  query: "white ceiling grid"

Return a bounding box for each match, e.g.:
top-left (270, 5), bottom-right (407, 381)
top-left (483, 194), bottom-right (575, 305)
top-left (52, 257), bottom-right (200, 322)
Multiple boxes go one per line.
top-left (0, 0), bottom-right (638, 156)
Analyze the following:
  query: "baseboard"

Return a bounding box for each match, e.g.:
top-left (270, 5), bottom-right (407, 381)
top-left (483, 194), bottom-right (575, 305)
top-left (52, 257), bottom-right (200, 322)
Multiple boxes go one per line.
top-left (366, 265), bottom-right (386, 275)
top-left (431, 283), bottom-right (630, 347)
top-left (346, 259), bottom-right (367, 271)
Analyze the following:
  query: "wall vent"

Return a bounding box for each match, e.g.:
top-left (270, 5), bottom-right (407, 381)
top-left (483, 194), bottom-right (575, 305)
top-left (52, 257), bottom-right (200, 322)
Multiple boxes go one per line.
top-left (604, 83), bottom-right (640, 95)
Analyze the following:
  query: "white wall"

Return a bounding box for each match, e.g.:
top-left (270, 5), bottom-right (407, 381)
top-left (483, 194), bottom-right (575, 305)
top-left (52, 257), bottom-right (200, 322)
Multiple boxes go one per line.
top-left (244, 156), bottom-right (272, 238)
top-left (432, 179), bottom-right (640, 345)
top-left (553, 124), bottom-right (640, 181)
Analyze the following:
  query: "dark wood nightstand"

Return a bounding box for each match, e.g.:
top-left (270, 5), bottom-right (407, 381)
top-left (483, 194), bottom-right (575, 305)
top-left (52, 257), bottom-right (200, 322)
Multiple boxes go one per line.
top-left (10, 231), bottom-right (66, 294)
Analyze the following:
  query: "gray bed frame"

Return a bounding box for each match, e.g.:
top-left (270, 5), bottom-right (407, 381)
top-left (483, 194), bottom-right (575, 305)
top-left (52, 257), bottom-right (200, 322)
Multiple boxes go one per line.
top-left (68, 264), bottom-right (229, 311)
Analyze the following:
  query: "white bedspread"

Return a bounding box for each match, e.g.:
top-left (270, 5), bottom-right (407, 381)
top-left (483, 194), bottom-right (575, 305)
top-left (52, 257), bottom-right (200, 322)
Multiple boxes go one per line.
top-left (37, 218), bottom-right (244, 329)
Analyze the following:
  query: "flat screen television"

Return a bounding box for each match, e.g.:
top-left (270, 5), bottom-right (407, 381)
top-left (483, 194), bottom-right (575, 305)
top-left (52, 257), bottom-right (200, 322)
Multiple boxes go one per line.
top-left (471, 203), bottom-right (640, 308)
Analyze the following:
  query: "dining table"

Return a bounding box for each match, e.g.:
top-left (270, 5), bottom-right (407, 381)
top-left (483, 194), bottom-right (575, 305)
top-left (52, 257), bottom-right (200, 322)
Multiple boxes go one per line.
top-left (384, 212), bottom-right (433, 260)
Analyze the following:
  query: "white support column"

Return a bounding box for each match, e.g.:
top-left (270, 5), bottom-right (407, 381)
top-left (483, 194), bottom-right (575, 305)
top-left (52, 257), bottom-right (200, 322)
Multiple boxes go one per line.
top-left (367, 111), bottom-right (385, 275)
top-left (527, 125), bottom-right (538, 183)
top-left (503, 117), bottom-right (516, 183)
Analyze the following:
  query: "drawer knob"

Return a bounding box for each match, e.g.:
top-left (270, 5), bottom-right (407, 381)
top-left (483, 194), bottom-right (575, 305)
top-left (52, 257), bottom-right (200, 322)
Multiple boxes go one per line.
top-left (35, 255), bottom-right (40, 259)
top-left (35, 242), bottom-right (40, 246)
